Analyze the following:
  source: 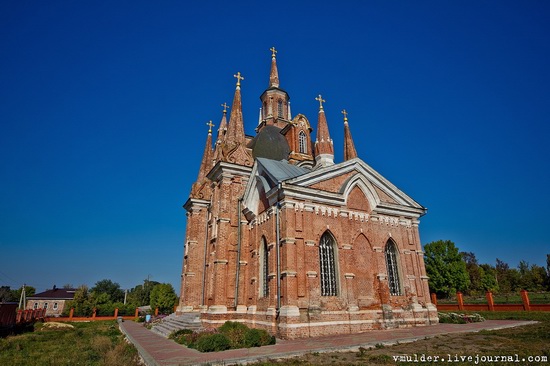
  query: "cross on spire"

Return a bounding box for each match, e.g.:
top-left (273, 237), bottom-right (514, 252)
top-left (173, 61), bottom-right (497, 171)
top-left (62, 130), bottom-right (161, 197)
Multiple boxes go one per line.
top-left (233, 72), bottom-right (244, 87)
top-left (341, 109), bottom-right (348, 122)
top-left (206, 120), bottom-right (214, 134)
top-left (221, 102), bottom-right (229, 113)
top-left (270, 46), bottom-right (277, 58)
top-left (315, 94), bottom-right (326, 110)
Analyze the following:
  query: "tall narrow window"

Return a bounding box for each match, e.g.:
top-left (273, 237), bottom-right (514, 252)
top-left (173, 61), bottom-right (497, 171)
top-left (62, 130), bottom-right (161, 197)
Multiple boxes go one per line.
top-left (260, 237), bottom-right (269, 297)
top-left (319, 231), bottom-right (338, 296)
top-left (298, 131), bottom-right (307, 154)
top-left (385, 240), bottom-right (402, 296)
top-left (277, 99), bottom-right (283, 118)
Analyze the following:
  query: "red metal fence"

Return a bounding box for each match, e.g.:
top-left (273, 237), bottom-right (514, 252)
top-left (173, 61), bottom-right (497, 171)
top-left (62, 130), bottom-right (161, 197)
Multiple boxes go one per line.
top-left (432, 290), bottom-right (550, 312)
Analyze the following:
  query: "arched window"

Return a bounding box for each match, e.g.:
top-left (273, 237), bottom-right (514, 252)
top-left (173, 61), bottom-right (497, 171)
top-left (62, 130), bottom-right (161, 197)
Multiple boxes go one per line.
top-left (263, 101), bottom-right (267, 119)
top-left (385, 240), bottom-right (402, 296)
top-left (298, 131), bottom-right (307, 154)
top-left (277, 99), bottom-right (283, 118)
top-left (319, 232), bottom-right (338, 296)
top-left (260, 237), bottom-right (269, 297)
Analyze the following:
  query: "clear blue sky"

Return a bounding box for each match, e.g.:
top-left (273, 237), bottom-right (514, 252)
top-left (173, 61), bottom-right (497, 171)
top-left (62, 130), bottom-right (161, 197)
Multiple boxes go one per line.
top-left (1, 1), bottom-right (549, 293)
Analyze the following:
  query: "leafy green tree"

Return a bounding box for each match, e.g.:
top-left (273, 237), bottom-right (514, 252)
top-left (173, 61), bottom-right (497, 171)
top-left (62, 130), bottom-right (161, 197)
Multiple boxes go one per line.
top-left (461, 252), bottom-right (483, 295)
top-left (90, 279), bottom-right (124, 303)
top-left (150, 283), bottom-right (178, 314)
top-left (0, 286), bottom-right (16, 302)
top-left (479, 264), bottom-right (499, 292)
top-left (424, 240), bottom-right (470, 298)
top-left (127, 279), bottom-right (159, 306)
top-left (65, 285), bottom-right (94, 316)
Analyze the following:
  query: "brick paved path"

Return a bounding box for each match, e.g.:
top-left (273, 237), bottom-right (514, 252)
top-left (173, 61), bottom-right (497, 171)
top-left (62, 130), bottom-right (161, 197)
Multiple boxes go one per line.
top-left (119, 319), bottom-right (535, 366)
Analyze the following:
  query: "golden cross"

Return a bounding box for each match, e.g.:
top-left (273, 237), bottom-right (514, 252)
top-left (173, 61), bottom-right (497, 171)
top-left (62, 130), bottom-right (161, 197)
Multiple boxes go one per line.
top-left (233, 72), bottom-right (244, 87)
top-left (221, 102), bottom-right (229, 113)
top-left (206, 120), bottom-right (215, 134)
top-left (341, 109), bottom-right (348, 122)
top-left (315, 94), bottom-right (326, 109)
top-left (270, 46), bottom-right (277, 58)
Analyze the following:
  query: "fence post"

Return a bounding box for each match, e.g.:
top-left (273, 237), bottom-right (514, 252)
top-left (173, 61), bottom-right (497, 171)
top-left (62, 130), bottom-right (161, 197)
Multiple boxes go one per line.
top-left (69, 308), bottom-right (74, 320)
top-left (520, 290), bottom-right (531, 311)
top-left (92, 308), bottom-right (97, 319)
top-left (456, 292), bottom-right (464, 310)
top-left (114, 308), bottom-right (119, 319)
top-left (16, 310), bottom-right (22, 323)
top-left (486, 291), bottom-right (495, 311)
top-left (430, 293), bottom-right (438, 306)
top-left (155, 307), bottom-right (159, 316)
top-left (134, 308), bottom-right (139, 318)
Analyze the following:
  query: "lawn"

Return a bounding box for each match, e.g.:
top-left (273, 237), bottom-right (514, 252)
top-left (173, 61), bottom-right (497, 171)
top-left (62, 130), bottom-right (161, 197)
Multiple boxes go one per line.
top-left (0, 320), bottom-right (140, 366)
top-left (250, 311), bottom-right (550, 366)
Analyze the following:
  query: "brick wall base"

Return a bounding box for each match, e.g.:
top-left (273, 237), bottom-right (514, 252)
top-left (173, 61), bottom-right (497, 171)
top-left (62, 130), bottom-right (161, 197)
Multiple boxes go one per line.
top-left (186, 303), bottom-right (438, 339)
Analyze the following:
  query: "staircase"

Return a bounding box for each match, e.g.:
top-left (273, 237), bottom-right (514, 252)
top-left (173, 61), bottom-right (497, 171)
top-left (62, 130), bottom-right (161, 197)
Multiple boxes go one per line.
top-left (150, 312), bottom-right (202, 338)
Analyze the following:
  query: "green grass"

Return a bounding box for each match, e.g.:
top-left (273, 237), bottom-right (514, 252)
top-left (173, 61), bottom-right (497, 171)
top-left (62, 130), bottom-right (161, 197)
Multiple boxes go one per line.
top-left (0, 321), bottom-right (140, 366)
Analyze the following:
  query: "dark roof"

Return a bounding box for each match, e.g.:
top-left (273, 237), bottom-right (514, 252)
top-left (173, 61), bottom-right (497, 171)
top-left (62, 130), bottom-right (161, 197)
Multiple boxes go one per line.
top-left (248, 125), bottom-right (290, 161)
top-left (28, 288), bottom-right (76, 300)
top-left (257, 158), bottom-right (310, 182)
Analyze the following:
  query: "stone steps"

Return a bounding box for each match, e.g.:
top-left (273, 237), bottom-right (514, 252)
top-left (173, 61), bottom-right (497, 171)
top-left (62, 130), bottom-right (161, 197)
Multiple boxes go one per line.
top-left (150, 313), bottom-right (202, 338)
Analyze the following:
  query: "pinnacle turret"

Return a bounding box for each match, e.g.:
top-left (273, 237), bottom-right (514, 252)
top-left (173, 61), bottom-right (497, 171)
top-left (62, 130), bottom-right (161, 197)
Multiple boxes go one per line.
top-left (342, 110), bottom-right (358, 161)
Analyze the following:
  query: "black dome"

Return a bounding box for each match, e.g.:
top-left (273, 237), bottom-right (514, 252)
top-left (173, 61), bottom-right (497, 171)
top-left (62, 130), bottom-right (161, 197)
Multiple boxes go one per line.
top-left (249, 125), bottom-right (290, 161)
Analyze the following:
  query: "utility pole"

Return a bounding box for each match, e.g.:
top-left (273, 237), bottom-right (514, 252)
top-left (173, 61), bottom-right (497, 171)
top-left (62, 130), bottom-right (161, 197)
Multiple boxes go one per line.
top-left (124, 289), bottom-right (128, 305)
top-left (18, 284), bottom-right (26, 310)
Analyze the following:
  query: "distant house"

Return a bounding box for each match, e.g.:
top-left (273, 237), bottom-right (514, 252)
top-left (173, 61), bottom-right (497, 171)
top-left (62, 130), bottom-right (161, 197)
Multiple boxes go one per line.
top-left (26, 286), bottom-right (76, 317)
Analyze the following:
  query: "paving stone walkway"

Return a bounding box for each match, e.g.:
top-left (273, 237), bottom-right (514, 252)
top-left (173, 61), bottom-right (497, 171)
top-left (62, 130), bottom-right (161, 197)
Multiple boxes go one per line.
top-left (119, 319), bottom-right (535, 366)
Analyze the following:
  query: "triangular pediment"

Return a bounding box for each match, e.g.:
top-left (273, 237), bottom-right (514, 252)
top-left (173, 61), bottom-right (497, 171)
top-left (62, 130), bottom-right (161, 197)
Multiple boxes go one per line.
top-left (285, 157), bottom-right (426, 217)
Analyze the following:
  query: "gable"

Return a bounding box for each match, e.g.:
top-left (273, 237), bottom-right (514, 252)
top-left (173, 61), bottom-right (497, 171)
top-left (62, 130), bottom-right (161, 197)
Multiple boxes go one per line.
top-left (284, 158), bottom-right (426, 217)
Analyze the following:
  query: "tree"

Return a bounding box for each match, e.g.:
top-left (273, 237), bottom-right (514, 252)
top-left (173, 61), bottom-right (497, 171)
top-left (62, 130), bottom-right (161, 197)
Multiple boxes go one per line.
top-left (149, 283), bottom-right (178, 314)
top-left (461, 252), bottom-right (483, 295)
top-left (424, 240), bottom-right (470, 298)
top-left (90, 279), bottom-right (124, 303)
top-left (65, 285), bottom-right (94, 316)
top-left (0, 286), bottom-right (15, 302)
top-left (126, 279), bottom-right (160, 307)
top-left (479, 264), bottom-right (499, 292)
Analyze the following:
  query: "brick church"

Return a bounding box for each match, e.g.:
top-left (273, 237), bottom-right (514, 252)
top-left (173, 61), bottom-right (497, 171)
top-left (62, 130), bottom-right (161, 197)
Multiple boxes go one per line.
top-left (177, 48), bottom-right (438, 339)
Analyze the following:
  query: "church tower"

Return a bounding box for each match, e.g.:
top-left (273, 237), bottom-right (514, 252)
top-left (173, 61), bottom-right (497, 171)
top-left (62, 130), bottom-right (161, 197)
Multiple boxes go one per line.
top-left (258, 47), bottom-right (291, 130)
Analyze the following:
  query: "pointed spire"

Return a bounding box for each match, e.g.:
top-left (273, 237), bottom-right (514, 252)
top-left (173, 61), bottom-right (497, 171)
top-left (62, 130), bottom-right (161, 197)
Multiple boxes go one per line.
top-left (269, 47), bottom-right (280, 87)
top-left (196, 121), bottom-right (214, 182)
top-left (314, 94), bottom-right (334, 167)
top-left (342, 110), bottom-right (358, 161)
top-left (225, 72), bottom-right (245, 145)
top-left (216, 102), bottom-right (229, 145)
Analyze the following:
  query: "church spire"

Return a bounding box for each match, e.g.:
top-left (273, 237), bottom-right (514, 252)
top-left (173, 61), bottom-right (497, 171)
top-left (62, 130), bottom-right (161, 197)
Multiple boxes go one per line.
top-left (216, 102), bottom-right (229, 145)
top-left (197, 121), bottom-right (214, 180)
top-left (225, 72), bottom-right (245, 145)
top-left (314, 94), bottom-right (334, 167)
top-left (269, 46), bottom-right (280, 88)
top-left (342, 109), bottom-right (358, 161)
top-left (190, 121), bottom-right (214, 198)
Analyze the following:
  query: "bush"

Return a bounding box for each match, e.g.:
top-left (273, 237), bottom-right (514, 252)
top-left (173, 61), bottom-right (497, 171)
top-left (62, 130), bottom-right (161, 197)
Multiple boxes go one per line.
top-left (244, 328), bottom-right (275, 347)
top-left (194, 333), bottom-right (231, 352)
top-left (219, 321), bottom-right (249, 348)
top-left (169, 329), bottom-right (195, 345)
